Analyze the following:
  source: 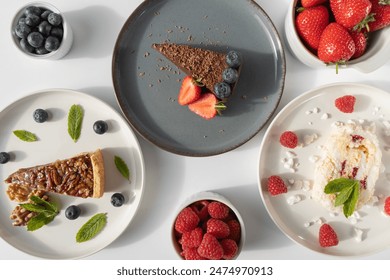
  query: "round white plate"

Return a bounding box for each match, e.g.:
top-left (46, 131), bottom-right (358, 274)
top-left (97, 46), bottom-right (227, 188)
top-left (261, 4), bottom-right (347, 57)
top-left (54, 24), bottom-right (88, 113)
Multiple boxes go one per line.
top-left (258, 83), bottom-right (390, 257)
top-left (0, 89), bottom-right (145, 259)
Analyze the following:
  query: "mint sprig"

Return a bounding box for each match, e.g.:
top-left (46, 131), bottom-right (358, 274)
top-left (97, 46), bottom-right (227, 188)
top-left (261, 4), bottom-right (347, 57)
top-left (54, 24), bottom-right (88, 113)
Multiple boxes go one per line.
top-left (20, 195), bottom-right (59, 231)
top-left (76, 213), bottom-right (107, 243)
top-left (324, 178), bottom-right (360, 218)
top-left (68, 104), bottom-right (84, 142)
top-left (13, 130), bottom-right (38, 142)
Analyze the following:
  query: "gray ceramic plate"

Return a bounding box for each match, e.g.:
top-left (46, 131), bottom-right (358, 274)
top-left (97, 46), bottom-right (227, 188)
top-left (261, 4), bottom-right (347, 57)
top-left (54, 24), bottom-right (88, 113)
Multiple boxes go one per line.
top-left (112, 0), bottom-right (285, 156)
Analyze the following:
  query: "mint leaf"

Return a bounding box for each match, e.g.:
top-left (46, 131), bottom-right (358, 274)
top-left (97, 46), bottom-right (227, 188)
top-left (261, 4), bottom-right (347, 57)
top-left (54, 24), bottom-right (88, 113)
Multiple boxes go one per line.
top-left (114, 156), bottom-right (130, 181)
top-left (324, 178), bottom-right (357, 194)
top-left (334, 185), bottom-right (353, 207)
top-left (343, 181), bottom-right (360, 217)
top-left (68, 104), bottom-right (83, 142)
top-left (324, 178), bottom-right (361, 218)
top-left (20, 203), bottom-right (48, 213)
top-left (27, 212), bottom-right (56, 231)
top-left (13, 130), bottom-right (38, 142)
top-left (76, 213), bottom-right (107, 243)
top-left (30, 195), bottom-right (58, 213)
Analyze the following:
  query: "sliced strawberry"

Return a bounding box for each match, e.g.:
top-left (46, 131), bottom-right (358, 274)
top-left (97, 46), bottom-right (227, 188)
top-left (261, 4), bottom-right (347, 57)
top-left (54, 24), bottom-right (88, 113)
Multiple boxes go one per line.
top-left (188, 93), bottom-right (226, 120)
top-left (178, 76), bottom-right (202, 106)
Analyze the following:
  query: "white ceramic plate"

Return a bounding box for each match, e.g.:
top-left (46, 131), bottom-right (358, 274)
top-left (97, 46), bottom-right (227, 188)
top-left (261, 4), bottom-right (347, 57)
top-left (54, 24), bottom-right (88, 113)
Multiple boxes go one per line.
top-left (0, 89), bottom-right (145, 259)
top-left (258, 83), bottom-right (390, 257)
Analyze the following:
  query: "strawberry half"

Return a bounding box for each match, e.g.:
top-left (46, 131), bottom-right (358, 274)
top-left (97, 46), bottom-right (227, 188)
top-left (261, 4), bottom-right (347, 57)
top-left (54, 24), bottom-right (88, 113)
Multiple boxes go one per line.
top-left (178, 76), bottom-right (202, 105)
top-left (188, 93), bottom-right (226, 120)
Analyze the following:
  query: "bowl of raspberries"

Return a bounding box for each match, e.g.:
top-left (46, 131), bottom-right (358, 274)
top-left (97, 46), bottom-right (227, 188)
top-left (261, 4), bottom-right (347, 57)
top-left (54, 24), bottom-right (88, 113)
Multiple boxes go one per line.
top-left (172, 191), bottom-right (245, 260)
top-left (284, 0), bottom-right (390, 73)
top-left (11, 2), bottom-right (73, 59)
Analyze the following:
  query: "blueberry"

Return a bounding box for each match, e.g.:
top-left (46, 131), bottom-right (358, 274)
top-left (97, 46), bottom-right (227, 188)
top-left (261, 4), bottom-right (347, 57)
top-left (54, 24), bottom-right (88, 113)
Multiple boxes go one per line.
top-left (19, 38), bottom-right (34, 53)
top-left (27, 32), bottom-right (44, 48)
top-left (0, 152), bottom-right (11, 164)
top-left (38, 21), bottom-right (52, 36)
top-left (41, 10), bottom-right (51, 20)
top-left (93, 120), bottom-right (108, 135)
top-left (226, 50), bottom-right (241, 68)
top-left (48, 13), bottom-right (62, 26)
top-left (36, 47), bottom-right (49, 55)
top-left (24, 6), bottom-right (42, 17)
top-left (18, 17), bottom-right (27, 25)
top-left (111, 193), bottom-right (125, 207)
top-left (65, 205), bottom-right (81, 220)
top-left (50, 27), bottom-right (63, 39)
top-left (14, 23), bottom-right (31, 39)
top-left (25, 14), bottom-right (41, 27)
top-left (214, 82), bottom-right (232, 99)
top-left (33, 109), bottom-right (49, 123)
top-left (222, 68), bottom-right (239, 84)
top-left (44, 36), bottom-right (60, 51)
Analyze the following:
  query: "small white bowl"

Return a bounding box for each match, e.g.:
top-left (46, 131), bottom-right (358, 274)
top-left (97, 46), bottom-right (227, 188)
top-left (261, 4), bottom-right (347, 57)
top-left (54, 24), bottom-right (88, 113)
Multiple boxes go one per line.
top-left (11, 2), bottom-right (73, 60)
top-left (284, 0), bottom-right (390, 73)
top-left (171, 191), bottom-right (246, 260)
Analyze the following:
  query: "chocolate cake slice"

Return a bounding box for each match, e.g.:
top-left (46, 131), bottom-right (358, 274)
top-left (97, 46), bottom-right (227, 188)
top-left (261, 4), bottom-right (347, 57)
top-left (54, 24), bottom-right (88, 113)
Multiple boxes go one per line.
top-left (152, 43), bottom-right (241, 99)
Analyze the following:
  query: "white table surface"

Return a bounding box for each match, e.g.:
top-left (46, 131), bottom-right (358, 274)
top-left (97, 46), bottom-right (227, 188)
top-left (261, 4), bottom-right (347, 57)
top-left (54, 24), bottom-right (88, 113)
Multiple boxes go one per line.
top-left (1, 0), bottom-right (389, 260)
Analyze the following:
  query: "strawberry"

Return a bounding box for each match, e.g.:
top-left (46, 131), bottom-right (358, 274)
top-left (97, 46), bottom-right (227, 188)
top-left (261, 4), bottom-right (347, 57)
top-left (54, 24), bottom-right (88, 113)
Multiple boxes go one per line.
top-left (301, 0), bottom-right (328, 8)
top-left (226, 219), bottom-right (241, 243)
top-left (330, 0), bottom-right (374, 30)
top-left (181, 247), bottom-right (207, 260)
top-left (335, 95), bottom-right (356, 113)
top-left (318, 23), bottom-right (356, 73)
top-left (221, 239), bottom-right (238, 260)
top-left (267, 175), bottom-right (288, 196)
top-left (350, 31), bottom-right (367, 58)
top-left (188, 93), bottom-right (226, 120)
top-left (319, 223), bottom-right (339, 247)
top-left (367, 0), bottom-right (390, 31)
top-left (295, 6), bottom-right (330, 50)
top-left (206, 218), bottom-right (230, 239)
top-left (208, 201), bottom-right (230, 219)
top-left (279, 131), bottom-right (298, 148)
top-left (197, 233), bottom-right (224, 260)
top-left (174, 207), bottom-right (200, 234)
top-left (180, 227), bottom-right (203, 248)
top-left (384, 196), bottom-right (390, 216)
top-left (178, 76), bottom-right (201, 105)
top-left (190, 200), bottom-right (210, 222)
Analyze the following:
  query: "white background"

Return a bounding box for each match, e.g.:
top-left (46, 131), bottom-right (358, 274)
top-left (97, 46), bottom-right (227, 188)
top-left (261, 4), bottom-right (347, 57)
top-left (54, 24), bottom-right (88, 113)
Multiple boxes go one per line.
top-left (0, 0), bottom-right (389, 260)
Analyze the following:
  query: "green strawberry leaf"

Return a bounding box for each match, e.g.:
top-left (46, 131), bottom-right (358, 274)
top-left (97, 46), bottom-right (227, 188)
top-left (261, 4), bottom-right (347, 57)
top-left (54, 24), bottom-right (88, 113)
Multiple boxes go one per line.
top-left (76, 213), bottom-right (107, 243)
top-left (13, 130), bottom-right (38, 142)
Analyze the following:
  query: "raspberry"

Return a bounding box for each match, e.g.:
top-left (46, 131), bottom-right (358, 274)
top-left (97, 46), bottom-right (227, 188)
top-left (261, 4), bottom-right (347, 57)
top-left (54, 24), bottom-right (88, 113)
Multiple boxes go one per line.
top-left (226, 219), bottom-right (241, 242)
top-left (181, 247), bottom-right (206, 260)
top-left (319, 223), bottom-right (339, 247)
top-left (279, 131), bottom-right (298, 148)
top-left (174, 207), bottom-right (200, 234)
top-left (208, 201), bottom-right (229, 219)
top-left (384, 197), bottom-right (390, 216)
top-left (190, 200), bottom-right (210, 221)
top-left (267, 175), bottom-right (288, 196)
top-left (221, 239), bottom-right (238, 260)
top-left (179, 227), bottom-right (203, 248)
top-left (335, 95), bottom-right (356, 113)
top-left (207, 218), bottom-right (230, 239)
top-left (197, 233), bottom-right (224, 260)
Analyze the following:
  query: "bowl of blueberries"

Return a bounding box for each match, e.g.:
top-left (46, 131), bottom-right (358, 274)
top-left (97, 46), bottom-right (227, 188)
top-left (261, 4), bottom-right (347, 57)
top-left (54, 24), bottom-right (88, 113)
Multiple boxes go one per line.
top-left (11, 2), bottom-right (73, 59)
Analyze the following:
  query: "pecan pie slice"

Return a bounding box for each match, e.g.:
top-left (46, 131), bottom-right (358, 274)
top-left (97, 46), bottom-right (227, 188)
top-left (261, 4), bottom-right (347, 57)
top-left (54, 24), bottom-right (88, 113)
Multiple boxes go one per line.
top-left (5, 149), bottom-right (104, 202)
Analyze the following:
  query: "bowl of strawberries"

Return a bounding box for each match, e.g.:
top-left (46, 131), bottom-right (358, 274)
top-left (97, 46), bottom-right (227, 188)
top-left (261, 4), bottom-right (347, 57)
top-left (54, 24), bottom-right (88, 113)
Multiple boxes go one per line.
top-left (285, 0), bottom-right (390, 73)
top-left (172, 191), bottom-right (245, 260)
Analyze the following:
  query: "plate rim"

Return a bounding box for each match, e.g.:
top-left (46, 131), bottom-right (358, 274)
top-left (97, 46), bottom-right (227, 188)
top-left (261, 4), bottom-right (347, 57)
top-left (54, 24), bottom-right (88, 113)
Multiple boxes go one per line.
top-left (257, 82), bottom-right (390, 257)
top-left (111, 0), bottom-right (286, 157)
top-left (0, 88), bottom-right (146, 259)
